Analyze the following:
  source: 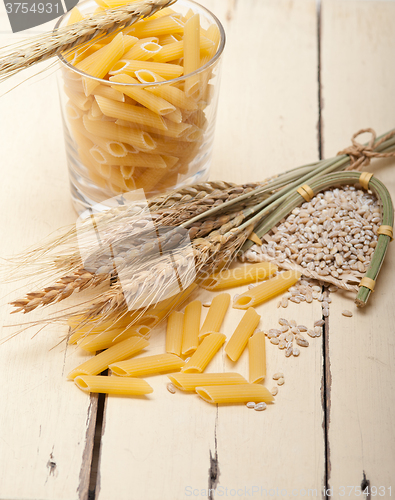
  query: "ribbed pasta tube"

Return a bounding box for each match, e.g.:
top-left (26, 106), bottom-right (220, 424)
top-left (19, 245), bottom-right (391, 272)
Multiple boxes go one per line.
top-left (95, 96), bottom-right (167, 130)
top-left (199, 293), bottom-right (230, 339)
top-left (196, 384), bottom-right (274, 404)
top-left (67, 337), bottom-right (149, 379)
top-left (168, 372), bottom-right (247, 391)
top-left (110, 353), bottom-right (185, 376)
top-left (200, 262), bottom-right (278, 290)
top-left (181, 300), bottom-right (201, 356)
top-left (182, 333), bottom-right (226, 373)
top-left (109, 60), bottom-right (184, 79)
top-left (233, 270), bottom-right (302, 309)
top-left (166, 311), bottom-right (184, 356)
top-left (126, 15), bottom-right (185, 38)
top-left (248, 332), bottom-right (266, 383)
top-left (183, 14), bottom-right (201, 97)
top-left (224, 307), bottom-right (261, 362)
top-left (78, 325), bottom-right (150, 353)
top-left (74, 375), bottom-right (153, 395)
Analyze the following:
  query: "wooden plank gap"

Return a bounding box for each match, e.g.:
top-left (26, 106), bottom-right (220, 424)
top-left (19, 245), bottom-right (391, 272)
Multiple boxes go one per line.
top-left (321, 288), bottom-right (332, 499)
top-left (316, 0), bottom-right (324, 160)
top-left (208, 406), bottom-right (220, 500)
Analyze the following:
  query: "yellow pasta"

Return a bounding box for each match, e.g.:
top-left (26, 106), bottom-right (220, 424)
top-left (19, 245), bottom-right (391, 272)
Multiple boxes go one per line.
top-left (168, 372), bottom-right (248, 391)
top-left (224, 307), bottom-right (261, 362)
top-left (63, 86), bottom-right (92, 111)
top-left (76, 33), bottom-right (125, 96)
top-left (67, 337), bottom-right (149, 379)
top-left (166, 311), bottom-right (184, 356)
top-left (165, 107), bottom-right (183, 124)
top-left (183, 14), bottom-right (201, 97)
top-left (136, 70), bottom-right (198, 111)
top-left (122, 35), bottom-right (139, 53)
top-left (196, 384), bottom-right (274, 405)
top-left (74, 375), bottom-right (153, 395)
top-left (110, 74), bottom-right (176, 115)
top-left (109, 60), bottom-right (184, 79)
top-left (182, 333), bottom-right (226, 373)
top-left (110, 353), bottom-right (185, 376)
top-left (181, 300), bottom-right (202, 356)
top-left (233, 270), bottom-right (302, 309)
top-left (95, 95), bottom-right (167, 130)
top-left (93, 84), bottom-right (125, 102)
top-left (78, 325), bottom-right (150, 353)
top-left (248, 332), bottom-right (266, 383)
top-left (123, 41), bottom-right (162, 61)
top-left (199, 293), bottom-right (230, 339)
top-left (126, 15), bottom-right (184, 38)
top-left (157, 34), bottom-right (179, 45)
top-left (200, 262), bottom-right (278, 290)
top-left (83, 114), bottom-right (155, 151)
top-left (154, 37), bottom-right (214, 63)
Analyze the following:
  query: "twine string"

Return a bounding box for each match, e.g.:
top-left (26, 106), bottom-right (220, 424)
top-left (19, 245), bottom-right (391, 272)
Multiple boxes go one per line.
top-left (338, 128), bottom-right (395, 171)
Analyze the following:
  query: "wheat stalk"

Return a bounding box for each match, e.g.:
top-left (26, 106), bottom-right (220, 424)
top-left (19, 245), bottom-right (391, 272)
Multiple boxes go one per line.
top-left (0, 0), bottom-right (177, 83)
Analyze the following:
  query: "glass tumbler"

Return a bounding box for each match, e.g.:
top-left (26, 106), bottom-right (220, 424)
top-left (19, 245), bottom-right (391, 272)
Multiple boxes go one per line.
top-left (56, 0), bottom-right (225, 213)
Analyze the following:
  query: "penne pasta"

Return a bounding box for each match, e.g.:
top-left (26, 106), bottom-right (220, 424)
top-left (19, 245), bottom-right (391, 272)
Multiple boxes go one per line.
top-left (154, 37), bottom-right (214, 63)
top-left (248, 332), bottom-right (266, 383)
top-left (76, 32), bottom-right (125, 96)
top-left (93, 84), bottom-right (125, 102)
top-left (83, 114), bottom-right (155, 151)
top-left (196, 384), bottom-right (274, 404)
top-left (183, 14), bottom-right (201, 97)
top-left (74, 375), bottom-right (153, 395)
top-left (123, 41), bottom-right (162, 61)
top-left (110, 353), bottom-right (185, 376)
top-left (166, 311), bottom-right (184, 356)
top-left (78, 325), bottom-right (150, 353)
top-left (200, 262), bottom-right (278, 290)
top-left (109, 60), bottom-right (184, 79)
top-left (233, 270), bottom-right (302, 309)
top-left (181, 300), bottom-right (202, 356)
top-left (168, 372), bottom-right (248, 391)
top-left (63, 86), bottom-right (92, 111)
top-left (126, 15), bottom-right (184, 38)
top-left (199, 293), bottom-right (230, 339)
top-left (95, 95), bottom-right (167, 130)
top-left (182, 333), bottom-right (226, 373)
top-left (224, 307), bottom-right (261, 362)
top-left (110, 74), bottom-right (176, 115)
top-left (67, 337), bottom-right (149, 379)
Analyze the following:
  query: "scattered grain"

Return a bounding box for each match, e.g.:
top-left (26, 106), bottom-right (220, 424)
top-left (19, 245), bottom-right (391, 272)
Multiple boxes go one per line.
top-left (342, 310), bottom-right (353, 317)
top-left (167, 383), bottom-right (176, 394)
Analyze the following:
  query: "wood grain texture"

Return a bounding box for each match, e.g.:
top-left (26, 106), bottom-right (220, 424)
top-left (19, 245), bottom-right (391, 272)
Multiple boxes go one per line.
top-left (321, 0), bottom-right (395, 493)
top-left (96, 1), bottom-right (325, 498)
top-left (0, 14), bottom-right (98, 500)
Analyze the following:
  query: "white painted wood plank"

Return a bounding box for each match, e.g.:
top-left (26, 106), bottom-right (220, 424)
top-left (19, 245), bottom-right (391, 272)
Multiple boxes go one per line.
top-left (0, 14), bottom-right (97, 500)
top-left (321, 0), bottom-right (395, 493)
top-left (97, 1), bottom-right (325, 498)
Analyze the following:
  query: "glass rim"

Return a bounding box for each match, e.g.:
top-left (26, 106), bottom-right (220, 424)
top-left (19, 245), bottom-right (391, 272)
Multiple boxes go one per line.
top-left (55, 0), bottom-right (226, 88)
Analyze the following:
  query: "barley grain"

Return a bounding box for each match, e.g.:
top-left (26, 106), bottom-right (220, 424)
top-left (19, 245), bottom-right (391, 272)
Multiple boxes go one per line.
top-left (342, 310), bottom-right (353, 317)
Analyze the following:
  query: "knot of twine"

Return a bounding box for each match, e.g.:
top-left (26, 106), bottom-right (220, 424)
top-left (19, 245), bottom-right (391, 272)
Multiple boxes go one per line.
top-left (338, 128), bottom-right (395, 171)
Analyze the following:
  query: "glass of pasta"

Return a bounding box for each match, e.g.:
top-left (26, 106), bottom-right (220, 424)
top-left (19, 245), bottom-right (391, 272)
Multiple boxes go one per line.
top-left (55, 0), bottom-right (225, 213)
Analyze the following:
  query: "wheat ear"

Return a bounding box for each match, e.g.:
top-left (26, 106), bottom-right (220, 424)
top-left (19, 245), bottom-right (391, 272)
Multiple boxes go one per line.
top-left (0, 0), bottom-right (177, 83)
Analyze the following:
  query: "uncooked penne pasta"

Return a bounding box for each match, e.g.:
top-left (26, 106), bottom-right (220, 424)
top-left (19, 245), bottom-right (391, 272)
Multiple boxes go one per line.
top-left (200, 262), bottom-right (278, 290)
top-left (248, 332), bottom-right (266, 383)
top-left (78, 325), bottom-right (150, 353)
top-left (74, 375), bottom-right (153, 396)
top-left (233, 270), bottom-right (302, 309)
top-left (83, 114), bottom-right (155, 151)
top-left (183, 14), bottom-right (201, 97)
top-left (67, 337), bottom-right (149, 379)
top-left (64, 86), bottom-right (92, 111)
top-left (154, 37), bottom-right (214, 63)
top-left (199, 293), bottom-right (230, 339)
top-left (76, 32), bottom-right (125, 96)
top-left (95, 95), bottom-right (167, 130)
top-left (110, 74), bottom-right (176, 115)
top-left (123, 41), bottom-right (161, 60)
top-left (196, 384), bottom-right (274, 404)
top-left (181, 300), bottom-right (202, 356)
top-left (126, 15), bottom-right (184, 38)
top-left (110, 353), bottom-right (185, 376)
top-left (93, 84), bottom-right (125, 102)
top-left (166, 311), bottom-right (184, 356)
top-left (89, 146), bottom-right (166, 168)
top-left (225, 307), bottom-right (261, 362)
top-left (182, 333), bottom-right (226, 373)
top-left (168, 372), bottom-right (247, 391)
top-left (109, 60), bottom-right (184, 79)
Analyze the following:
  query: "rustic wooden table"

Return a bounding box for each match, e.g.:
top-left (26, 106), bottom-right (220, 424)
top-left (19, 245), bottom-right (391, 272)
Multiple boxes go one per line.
top-left (0, 1), bottom-right (394, 499)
